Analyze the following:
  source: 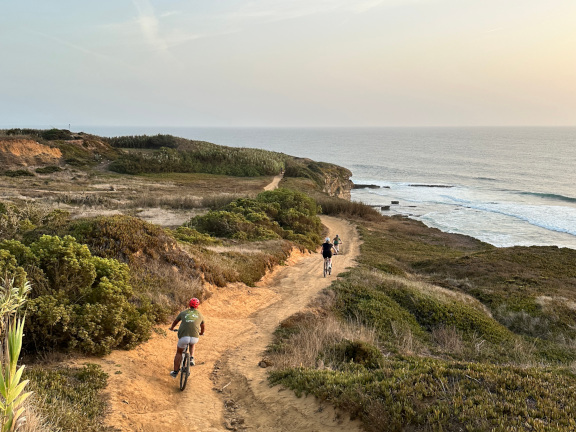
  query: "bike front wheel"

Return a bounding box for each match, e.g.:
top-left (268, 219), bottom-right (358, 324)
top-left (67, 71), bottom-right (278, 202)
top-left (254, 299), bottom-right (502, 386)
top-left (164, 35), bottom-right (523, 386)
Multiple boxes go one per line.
top-left (179, 353), bottom-right (190, 391)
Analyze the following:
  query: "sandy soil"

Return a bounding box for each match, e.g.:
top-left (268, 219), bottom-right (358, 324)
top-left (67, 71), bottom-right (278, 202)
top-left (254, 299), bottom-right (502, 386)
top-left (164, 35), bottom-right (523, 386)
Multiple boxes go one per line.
top-left (263, 174), bottom-right (283, 191)
top-left (70, 216), bottom-right (362, 431)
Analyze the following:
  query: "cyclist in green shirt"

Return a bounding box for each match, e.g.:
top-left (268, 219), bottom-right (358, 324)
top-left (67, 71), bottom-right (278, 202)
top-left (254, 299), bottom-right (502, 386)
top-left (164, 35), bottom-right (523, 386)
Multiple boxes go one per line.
top-left (169, 297), bottom-right (205, 378)
top-left (333, 235), bottom-right (342, 254)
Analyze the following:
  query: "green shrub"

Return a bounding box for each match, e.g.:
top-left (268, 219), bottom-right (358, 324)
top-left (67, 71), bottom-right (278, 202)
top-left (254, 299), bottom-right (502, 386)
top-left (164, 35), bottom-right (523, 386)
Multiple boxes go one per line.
top-left (325, 340), bottom-right (384, 369)
top-left (35, 165), bottom-right (62, 174)
top-left (63, 215), bottom-right (202, 315)
top-left (170, 227), bottom-right (221, 245)
top-left (2, 170), bottom-right (34, 177)
top-left (188, 188), bottom-right (321, 250)
top-left (106, 134), bottom-right (179, 149)
top-left (383, 281), bottom-right (512, 344)
top-left (41, 129), bottom-right (73, 141)
top-left (0, 236), bottom-right (156, 355)
top-left (110, 144), bottom-right (285, 176)
top-left (0, 250), bottom-right (28, 288)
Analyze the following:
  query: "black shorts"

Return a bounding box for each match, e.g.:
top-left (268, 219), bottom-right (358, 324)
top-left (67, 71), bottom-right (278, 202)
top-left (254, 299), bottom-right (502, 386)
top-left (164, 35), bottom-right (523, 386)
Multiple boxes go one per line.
top-left (322, 251), bottom-right (332, 259)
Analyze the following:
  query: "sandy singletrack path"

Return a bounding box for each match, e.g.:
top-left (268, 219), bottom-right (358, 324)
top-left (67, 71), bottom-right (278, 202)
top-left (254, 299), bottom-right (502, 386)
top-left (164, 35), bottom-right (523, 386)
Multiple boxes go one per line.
top-left (263, 173), bottom-right (284, 191)
top-left (71, 216), bottom-right (362, 431)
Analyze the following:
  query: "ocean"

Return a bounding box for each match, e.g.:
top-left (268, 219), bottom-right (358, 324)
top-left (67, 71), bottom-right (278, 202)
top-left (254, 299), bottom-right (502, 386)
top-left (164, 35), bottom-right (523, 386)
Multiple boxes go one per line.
top-left (80, 126), bottom-right (576, 250)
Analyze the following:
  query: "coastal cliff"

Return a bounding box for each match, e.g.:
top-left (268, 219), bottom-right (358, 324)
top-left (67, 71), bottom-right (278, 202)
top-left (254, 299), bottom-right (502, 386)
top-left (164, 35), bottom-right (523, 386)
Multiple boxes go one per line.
top-left (321, 168), bottom-right (353, 199)
top-left (0, 138), bottom-right (62, 167)
top-left (284, 157), bottom-right (353, 200)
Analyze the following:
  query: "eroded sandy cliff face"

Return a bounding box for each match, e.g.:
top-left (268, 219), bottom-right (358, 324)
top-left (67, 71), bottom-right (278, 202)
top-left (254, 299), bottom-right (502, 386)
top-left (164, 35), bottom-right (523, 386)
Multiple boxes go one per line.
top-left (0, 139), bottom-right (62, 167)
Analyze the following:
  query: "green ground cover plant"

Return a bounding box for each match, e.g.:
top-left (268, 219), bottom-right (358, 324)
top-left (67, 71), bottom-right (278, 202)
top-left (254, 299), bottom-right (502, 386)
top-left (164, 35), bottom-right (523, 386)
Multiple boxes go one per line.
top-left (412, 246), bottom-right (576, 343)
top-left (267, 215), bottom-right (576, 431)
top-left (24, 364), bottom-right (111, 431)
top-left (270, 357), bottom-right (576, 432)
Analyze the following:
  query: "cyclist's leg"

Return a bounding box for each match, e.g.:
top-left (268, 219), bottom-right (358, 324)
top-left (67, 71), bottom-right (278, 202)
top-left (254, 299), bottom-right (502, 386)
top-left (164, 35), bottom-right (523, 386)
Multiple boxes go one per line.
top-left (173, 346), bottom-right (186, 373)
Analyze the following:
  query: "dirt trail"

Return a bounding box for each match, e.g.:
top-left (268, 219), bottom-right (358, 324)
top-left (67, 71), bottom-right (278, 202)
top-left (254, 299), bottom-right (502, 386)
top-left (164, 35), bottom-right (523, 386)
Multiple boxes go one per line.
top-left (263, 173), bottom-right (283, 191)
top-left (72, 216), bottom-right (361, 431)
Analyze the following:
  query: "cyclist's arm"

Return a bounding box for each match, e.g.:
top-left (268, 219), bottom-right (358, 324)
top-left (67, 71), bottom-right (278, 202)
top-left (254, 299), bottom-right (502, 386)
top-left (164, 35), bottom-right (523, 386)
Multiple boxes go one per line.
top-left (200, 322), bottom-right (205, 336)
top-left (169, 317), bottom-right (181, 331)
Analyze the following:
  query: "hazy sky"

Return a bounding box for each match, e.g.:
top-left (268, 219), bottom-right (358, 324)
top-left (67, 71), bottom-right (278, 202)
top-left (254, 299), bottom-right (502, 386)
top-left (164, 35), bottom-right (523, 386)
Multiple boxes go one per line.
top-left (1, 0), bottom-right (575, 127)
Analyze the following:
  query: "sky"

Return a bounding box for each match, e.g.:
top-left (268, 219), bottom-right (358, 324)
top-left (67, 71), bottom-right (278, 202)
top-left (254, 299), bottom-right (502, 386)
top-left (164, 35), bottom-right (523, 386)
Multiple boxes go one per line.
top-left (1, 0), bottom-right (576, 128)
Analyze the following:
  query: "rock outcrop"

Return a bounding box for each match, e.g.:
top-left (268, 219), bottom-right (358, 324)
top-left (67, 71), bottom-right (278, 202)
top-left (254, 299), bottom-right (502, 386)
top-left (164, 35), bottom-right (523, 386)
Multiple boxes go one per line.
top-left (322, 169), bottom-right (353, 200)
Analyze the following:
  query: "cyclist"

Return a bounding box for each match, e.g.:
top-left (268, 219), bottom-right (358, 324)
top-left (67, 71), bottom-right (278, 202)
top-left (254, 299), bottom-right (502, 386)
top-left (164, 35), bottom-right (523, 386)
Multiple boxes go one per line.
top-left (333, 235), bottom-right (342, 254)
top-left (169, 297), bottom-right (205, 378)
top-left (321, 237), bottom-right (335, 270)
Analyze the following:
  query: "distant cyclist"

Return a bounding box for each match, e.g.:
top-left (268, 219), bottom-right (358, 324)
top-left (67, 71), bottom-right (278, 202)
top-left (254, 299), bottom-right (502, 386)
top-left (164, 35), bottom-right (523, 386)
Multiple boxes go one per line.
top-left (333, 235), bottom-right (342, 254)
top-left (321, 237), bottom-right (335, 270)
top-left (169, 298), bottom-right (205, 378)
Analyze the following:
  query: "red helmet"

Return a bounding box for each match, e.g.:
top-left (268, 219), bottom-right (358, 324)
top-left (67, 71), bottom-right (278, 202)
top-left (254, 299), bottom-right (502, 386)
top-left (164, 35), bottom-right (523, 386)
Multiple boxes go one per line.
top-left (189, 298), bottom-right (200, 308)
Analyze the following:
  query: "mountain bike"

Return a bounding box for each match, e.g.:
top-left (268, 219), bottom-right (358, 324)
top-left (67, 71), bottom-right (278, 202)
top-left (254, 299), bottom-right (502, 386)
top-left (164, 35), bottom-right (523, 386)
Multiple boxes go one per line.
top-left (323, 257), bottom-right (332, 277)
top-left (172, 330), bottom-right (192, 391)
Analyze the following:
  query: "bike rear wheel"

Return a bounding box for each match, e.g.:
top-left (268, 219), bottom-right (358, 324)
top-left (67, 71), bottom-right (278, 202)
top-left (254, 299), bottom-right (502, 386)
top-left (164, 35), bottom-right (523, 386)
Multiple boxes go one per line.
top-left (323, 260), bottom-right (327, 277)
top-left (179, 353), bottom-right (190, 391)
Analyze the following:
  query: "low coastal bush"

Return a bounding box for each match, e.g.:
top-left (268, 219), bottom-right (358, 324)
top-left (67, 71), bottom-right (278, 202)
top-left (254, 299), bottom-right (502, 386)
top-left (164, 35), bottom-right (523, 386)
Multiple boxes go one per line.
top-left (25, 364), bottom-right (110, 431)
top-left (109, 145), bottom-right (285, 176)
top-left (2, 169), bottom-right (34, 177)
top-left (106, 134), bottom-right (179, 149)
top-left (170, 227), bottom-right (221, 245)
top-left (35, 165), bottom-right (63, 174)
top-left (187, 188), bottom-right (322, 250)
top-left (0, 201), bottom-right (69, 242)
top-left (332, 270), bottom-right (428, 351)
top-left (0, 235), bottom-right (156, 355)
top-left (1, 128), bottom-right (73, 141)
top-left (65, 215), bottom-right (203, 315)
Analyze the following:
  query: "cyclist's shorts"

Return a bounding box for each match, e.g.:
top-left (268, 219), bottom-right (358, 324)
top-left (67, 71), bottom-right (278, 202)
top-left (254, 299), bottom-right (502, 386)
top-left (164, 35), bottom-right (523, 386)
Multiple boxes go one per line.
top-left (322, 251), bottom-right (332, 259)
top-left (178, 336), bottom-right (199, 349)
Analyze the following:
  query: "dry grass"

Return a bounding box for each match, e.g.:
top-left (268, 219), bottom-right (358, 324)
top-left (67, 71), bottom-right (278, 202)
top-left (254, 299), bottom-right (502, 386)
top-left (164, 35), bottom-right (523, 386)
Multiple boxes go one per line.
top-left (20, 397), bottom-right (59, 432)
top-left (129, 256), bottom-right (205, 314)
top-left (1, 170), bottom-right (273, 216)
top-left (431, 325), bottom-right (464, 354)
top-left (269, 313), bottom-right (378, 370)
top-left (390, 321), bottom-right (420, 354)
